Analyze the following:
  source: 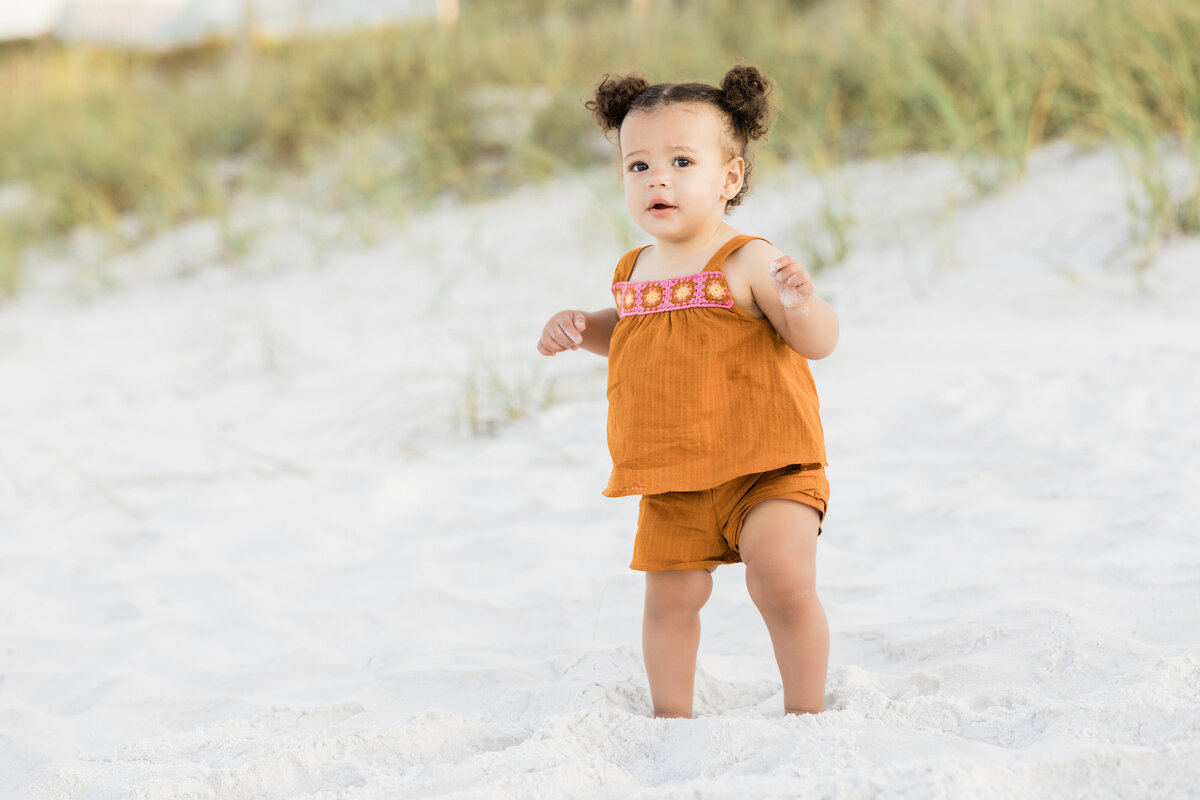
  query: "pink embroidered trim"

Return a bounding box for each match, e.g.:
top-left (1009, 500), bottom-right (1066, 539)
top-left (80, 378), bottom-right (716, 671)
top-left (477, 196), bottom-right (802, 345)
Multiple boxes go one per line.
top-left (612, 271), bottom-right (734, 318)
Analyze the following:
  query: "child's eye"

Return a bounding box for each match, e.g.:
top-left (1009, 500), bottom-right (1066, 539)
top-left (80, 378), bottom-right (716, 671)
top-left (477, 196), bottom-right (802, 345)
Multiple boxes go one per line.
top-left (673, 157), bottom-right (692, 168)
top-left (628, 162), bottom-right (648, 173)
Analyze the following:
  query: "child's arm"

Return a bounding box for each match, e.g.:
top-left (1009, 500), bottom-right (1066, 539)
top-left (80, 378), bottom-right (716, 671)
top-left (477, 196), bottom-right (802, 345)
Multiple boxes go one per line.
top-left (752, 254), bottom-right (839, 360)
top-left (537, 307), bottom-right (620, 357)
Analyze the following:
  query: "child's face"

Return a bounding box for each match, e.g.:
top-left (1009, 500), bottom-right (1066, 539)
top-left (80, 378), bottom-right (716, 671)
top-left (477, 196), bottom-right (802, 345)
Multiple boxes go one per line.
top-left (619, 103), bottom-right (744, 244)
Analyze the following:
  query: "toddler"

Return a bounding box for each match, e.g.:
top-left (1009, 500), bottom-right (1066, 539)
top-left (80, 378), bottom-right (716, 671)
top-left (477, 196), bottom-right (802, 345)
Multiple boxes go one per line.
top-left (537, 65), bottom-right (838, 717)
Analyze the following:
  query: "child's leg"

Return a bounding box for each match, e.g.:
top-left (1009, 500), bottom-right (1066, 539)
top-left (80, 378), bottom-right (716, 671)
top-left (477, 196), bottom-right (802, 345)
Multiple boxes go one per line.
top-left (738, 499), bottom-right (828, 714)
top-left (642, 568), bottom-right (714, 718)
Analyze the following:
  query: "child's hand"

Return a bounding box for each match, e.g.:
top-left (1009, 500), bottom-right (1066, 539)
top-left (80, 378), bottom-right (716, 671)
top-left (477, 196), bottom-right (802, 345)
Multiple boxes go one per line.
top-left (537, 310), bottom-right (587, 356)
top-left (770, 255), bottom-right (815, 310)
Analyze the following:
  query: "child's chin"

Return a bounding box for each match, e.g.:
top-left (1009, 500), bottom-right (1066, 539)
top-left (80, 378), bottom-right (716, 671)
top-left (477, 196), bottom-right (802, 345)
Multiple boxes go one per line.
top-left (640, 216), bottom-right (683, 235)
top-left (645, 225), bottom-right (695, 243)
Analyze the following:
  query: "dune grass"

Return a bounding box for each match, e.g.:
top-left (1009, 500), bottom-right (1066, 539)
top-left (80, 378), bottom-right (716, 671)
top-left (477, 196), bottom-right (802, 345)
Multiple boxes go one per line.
top-left (1, 0), bottom-right (1198, 292)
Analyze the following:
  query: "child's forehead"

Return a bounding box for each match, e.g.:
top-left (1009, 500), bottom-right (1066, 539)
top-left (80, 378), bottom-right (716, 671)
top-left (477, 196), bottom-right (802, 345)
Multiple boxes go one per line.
top-left (619, 103), bottom-right (727, 150)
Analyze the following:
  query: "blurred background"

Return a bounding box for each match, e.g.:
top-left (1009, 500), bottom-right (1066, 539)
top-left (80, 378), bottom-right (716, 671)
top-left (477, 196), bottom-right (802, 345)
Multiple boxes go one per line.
top-left (3, 7), bottom-right (1200, 796)
top-left (1, 0), bottom-right (1198, 296)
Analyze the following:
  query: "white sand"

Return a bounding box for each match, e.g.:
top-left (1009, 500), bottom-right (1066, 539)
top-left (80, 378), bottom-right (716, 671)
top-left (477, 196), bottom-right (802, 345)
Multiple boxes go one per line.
top-left (2, 142), bottom-right (1199, 798)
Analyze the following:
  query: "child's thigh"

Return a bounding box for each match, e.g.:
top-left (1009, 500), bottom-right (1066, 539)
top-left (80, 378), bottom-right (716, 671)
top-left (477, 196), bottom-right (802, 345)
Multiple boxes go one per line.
top-left (738, 499), bottom-right (821, 570)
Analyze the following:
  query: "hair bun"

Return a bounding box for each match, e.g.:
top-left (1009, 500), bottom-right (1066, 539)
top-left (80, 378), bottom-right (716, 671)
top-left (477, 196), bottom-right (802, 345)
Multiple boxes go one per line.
top-left (586, 73), bottom-right (651, 133)
top-left (721, 64), bottom-right (771, 142)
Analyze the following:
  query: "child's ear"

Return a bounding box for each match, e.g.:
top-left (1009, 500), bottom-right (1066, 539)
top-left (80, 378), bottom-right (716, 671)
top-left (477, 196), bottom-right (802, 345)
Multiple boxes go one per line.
top-left (722, 157), bottom-right (745, 201)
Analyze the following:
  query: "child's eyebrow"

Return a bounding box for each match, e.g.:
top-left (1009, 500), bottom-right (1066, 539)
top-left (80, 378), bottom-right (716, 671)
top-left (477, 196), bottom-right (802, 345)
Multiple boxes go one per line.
top-left (622, 145), bottom-right (700, 161)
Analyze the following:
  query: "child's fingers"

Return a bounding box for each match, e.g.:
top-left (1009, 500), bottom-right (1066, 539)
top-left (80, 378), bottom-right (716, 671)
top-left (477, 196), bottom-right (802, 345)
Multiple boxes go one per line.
top-left (538, 325), bottom-right (567, 355)
top-left (773, 261), bottom-right (813, 291)
top-left (537, 328), bottom-right (562, 354)
top-left (771, 258), bottom-right (812, 287)
top-left (769, 257), bottom-right (815, 309)
top-left (784, 267), bottom-right (811, 286)
top-left (536, 311), bottom-right (584, 356)
top-left (556, 320), bottom-right (583, 348)
top-left (543, 318), bottom-right (580, 351)
top-left (770, 255), bottom-right (799, 274)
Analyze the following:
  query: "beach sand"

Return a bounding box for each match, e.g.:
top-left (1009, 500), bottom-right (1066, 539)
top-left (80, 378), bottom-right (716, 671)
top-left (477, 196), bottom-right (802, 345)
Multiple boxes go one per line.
top-left (2, 142), bottom-right (1198, 798)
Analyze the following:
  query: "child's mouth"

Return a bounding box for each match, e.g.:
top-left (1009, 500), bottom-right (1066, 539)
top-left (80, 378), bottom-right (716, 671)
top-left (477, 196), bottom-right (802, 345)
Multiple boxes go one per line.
top-left (649, 202), bottom-right (675, 215)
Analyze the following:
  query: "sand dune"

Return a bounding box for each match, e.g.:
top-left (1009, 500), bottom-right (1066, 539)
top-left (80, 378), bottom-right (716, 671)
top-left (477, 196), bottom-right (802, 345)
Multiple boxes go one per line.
top-left (2, 142), bottom-right (1199, 798)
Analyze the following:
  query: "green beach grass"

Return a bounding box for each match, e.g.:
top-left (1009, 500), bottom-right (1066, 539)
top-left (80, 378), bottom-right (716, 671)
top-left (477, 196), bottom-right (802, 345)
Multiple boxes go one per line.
top-left (1, 0), bottom-right (1198, 292)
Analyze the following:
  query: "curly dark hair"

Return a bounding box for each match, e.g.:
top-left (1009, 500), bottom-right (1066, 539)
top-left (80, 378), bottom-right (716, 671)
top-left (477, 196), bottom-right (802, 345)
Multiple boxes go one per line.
top-left (584, 64), bottom-right (773, 210)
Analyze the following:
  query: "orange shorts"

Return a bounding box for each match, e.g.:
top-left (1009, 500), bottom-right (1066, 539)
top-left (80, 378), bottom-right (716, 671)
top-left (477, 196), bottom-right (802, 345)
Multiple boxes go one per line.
top-left (629, 464), bottom-right (829, 572)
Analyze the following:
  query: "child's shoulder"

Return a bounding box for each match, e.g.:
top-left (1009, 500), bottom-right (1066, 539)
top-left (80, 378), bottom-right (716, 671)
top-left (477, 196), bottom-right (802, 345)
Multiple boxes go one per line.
top-left (720, 235), bottom-right (782, 318)
top-left (723, 235), bottom-right (781, 276)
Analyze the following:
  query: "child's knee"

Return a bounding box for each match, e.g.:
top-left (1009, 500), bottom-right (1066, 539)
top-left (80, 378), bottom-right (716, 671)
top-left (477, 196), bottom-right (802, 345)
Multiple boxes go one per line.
top-left (746, 564), bottom-right (818, 619)
top-left (645, 569), bottom-right (713, 616)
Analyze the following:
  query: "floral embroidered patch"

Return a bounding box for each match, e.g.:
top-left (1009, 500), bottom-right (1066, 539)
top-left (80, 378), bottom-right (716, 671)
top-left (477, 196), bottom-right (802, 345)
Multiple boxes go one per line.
top-left (612, 271), bottom-right (735, 317)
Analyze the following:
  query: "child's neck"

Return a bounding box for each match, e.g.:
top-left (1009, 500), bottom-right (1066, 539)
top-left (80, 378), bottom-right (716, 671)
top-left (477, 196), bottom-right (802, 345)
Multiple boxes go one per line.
top-left (651, 222), bottom-right (739, 269)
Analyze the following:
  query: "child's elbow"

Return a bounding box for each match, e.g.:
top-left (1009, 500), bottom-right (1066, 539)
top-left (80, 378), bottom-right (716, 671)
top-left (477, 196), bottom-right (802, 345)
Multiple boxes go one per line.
top-left (789, 321), bottom-right (838, 360)
top-left (795, 340), bottom-right (836, 360)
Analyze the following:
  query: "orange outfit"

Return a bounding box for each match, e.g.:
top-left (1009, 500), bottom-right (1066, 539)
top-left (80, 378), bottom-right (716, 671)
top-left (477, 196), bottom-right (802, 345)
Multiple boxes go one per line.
top-left (630, 464), bottom-right (828, 571)
top-left (604, 234), bottom-right (831, 571)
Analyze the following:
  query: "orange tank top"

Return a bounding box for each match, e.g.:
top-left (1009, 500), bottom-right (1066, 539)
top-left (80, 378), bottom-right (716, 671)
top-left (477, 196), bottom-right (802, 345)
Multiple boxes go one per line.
top-left (603, 234), bottom-right (827, 497)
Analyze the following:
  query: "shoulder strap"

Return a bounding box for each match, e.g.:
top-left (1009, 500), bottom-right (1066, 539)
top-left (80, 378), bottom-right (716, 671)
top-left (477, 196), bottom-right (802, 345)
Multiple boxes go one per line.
top-left (702, 235), bottom-right (771, 273)
top-left (612, 245), bottom-right (651, 284)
